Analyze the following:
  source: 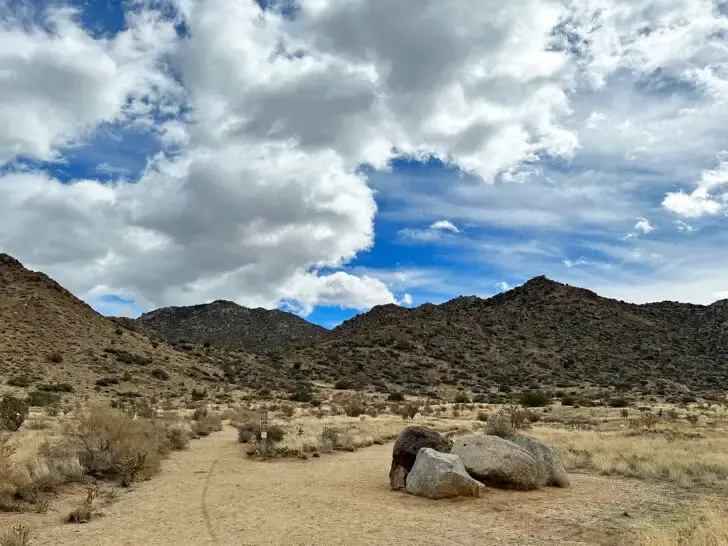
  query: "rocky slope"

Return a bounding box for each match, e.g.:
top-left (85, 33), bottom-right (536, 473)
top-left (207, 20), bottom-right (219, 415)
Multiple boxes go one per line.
top-left (288, 276), bottom-right (728, 398)
top-left (0, 253), bottom-right (230, 401)
top-left (125, 300), bottom-right (328, 354)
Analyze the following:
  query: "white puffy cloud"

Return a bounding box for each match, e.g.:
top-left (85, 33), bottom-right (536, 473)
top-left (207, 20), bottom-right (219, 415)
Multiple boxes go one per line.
top-left (430, 220), bottom-right (460, 233)
top-left (0, 5), bottom-right (181, 163)
top-left (400, 293), bottom-right (413, 306)
top-left (1, 0), bottom-right (728, 317)
top-left (662, 158), bottom-right (728, 218)
top-left (634, 218), bottom-right (654, 234)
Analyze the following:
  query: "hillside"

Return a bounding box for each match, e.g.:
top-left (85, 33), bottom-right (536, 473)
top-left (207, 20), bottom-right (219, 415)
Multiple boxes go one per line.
top-left (0, 253), bottom-right (234, 401)
top-left (288, 276), bottom-right (728, 399)
top-left (124, 300), bottom-right (328, 353)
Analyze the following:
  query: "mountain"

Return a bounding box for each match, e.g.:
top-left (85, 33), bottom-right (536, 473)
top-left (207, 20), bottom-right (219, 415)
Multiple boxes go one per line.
top-left (125, 300), bottom-right (328, 354)
top-left (0, 253), bottom-right (228, 399)
top-left (288, 276), bottom-right (728, 399)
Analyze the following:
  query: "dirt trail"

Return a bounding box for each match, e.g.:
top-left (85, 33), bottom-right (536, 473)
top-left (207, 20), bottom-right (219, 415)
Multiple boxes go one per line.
top-left (27, 426), bottom-right (686, 545)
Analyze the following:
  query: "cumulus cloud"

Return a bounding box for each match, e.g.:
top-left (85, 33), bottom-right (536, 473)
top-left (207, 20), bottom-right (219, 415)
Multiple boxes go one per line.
top-left (1, 0), bottom-right (728, 317)
top-left (400, 293), bottom-right (413, 306)
top-left (430, 220), bottom-right (460, 233)
top-left (662, 158), bottom-right (728, 218)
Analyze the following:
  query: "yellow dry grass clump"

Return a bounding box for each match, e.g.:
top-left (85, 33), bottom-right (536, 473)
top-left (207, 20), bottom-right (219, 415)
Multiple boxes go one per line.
top-left (638, 505), bottom-right (728, 545)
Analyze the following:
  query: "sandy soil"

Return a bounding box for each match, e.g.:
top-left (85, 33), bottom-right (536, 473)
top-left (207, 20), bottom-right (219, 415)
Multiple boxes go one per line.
top-left (10, 426), bottom-right (691, 546)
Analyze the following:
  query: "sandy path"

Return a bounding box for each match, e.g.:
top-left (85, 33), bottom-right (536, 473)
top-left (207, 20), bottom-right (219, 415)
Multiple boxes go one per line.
top-left (28, 426), bottom-right (686, 546)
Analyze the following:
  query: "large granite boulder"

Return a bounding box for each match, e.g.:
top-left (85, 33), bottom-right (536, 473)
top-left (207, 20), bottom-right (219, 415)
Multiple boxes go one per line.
top-left (405, 448), bottom-right (485, 499)
top-left (509, 433), bottom-right (570, 487)
top-left (452, 435), bottom-right (541, 490)
top-left (389, 426), bottom-right (453, 490)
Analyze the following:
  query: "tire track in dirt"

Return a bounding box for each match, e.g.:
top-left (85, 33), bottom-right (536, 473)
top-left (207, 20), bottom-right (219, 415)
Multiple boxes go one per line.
top-left (201, 458), bottom-right (220, 544)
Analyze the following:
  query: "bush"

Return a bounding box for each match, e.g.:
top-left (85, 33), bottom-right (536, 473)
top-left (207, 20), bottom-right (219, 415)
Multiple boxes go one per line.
top-left (7, 376), bottom-right (32, 388)
top-left (191, 413), bottom-right (223, 437)
top-left (0, 395), bottom-right (29, 431)
top-left (387, 391), bottom-right (405, 402)
top-left (476, 411), bottom-right (489, 422)
top-left (166, 424), bottom-right (191, 450)
top-left (608, 397), bottom-right (630, 408)
top-left (280, 404), bottom-right (296, 418)
top-left (686, 414), bottom-right (699, 425)
top-left (151, 368), bottom-right (169, 381)
top-left (334, 379), bottom-right (354, 390)
top-left (63, 406), bottom-right (169, 485)
top-left (38, 383), bottom-right (74, 393)
top-left (400, 404), bottom-right (418, 420)
top-left (560, 396), bottom-right (576, 406)
top-left (454, 392), bottom-right (471, 404)
top-left (0, 524), bottom-right (31, 546)
top-left (289, 390), bottom-right (313, 403)
top-left (47, 351), bottom-right (63, 363)
top-left (95, 377), bottom-right (120, 387)
top-left (344, 402), bottom-right (364, 418)
top-left (26, 391), bottom-right (61, 407)
top-left (519, 390), bottom-right (552, 407)
top-left (320, 425), bottom-right (345, 450)
top-left (485, 404), bottom-right (537, 437)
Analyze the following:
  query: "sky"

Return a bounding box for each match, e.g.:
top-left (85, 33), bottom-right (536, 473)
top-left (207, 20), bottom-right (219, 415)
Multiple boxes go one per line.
top-left (1, 0), bottom-right (727, 329)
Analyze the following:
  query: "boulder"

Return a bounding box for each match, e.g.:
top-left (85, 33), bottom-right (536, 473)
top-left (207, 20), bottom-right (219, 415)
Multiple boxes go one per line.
top-left (452, 435), bottom-right (541, 490)
top-left (509, 433), bottom-right (570, 487)
top-left (406, 448), bottom-right (485, 499)
top-left (389, 426), bottom-right (453, 490)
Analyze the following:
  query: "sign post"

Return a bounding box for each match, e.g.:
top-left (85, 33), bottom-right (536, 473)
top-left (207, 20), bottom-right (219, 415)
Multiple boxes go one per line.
top-left (260, 410), bottom-right (268, 461)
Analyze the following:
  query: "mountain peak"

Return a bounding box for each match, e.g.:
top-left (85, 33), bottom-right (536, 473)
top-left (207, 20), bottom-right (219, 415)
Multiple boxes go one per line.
top-left (0, 253), bottom-right (22, 268)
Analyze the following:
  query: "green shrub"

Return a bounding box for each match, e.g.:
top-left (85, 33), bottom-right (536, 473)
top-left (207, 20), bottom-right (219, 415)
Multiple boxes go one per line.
top-left (0, 395), bottom-right (29, 431)
top-left (334, 379), bottom-right (354, 390)
top-left (561, 396), bottom-right (576, 406)
top-left (519, 390), bottom-right (551, 407)
top-left (454, 392), bottom-right (471, 404)
top-left (38, 383), bottom-right (74, 393)
top-left (63, 406), bottom-right (169, 485)
top-left (344, 402), bottom-right (364, 417)
top-left (47, 351), bottom-right (63, 363)
top-left (7, 376), bottom-right (32, 388)
top-left (387, 391), bottom-right (405, 402)
top-left (607, 397), bottom-right (630, 408)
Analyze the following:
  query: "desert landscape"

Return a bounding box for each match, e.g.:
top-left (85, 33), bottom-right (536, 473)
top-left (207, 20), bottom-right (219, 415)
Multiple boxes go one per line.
top-left (1, 254), bottom-right (728, 545)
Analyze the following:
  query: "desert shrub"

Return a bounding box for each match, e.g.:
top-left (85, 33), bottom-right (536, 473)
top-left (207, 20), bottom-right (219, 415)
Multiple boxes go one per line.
top-left (608, 397), bottom-right (630, 408)
top-left (190, 388), bottom-right (206, 401)
top-left (334, 379), bottom-right (354, 390)
top-left (26, 391), bottom-right (61, 407)
top-left (454, 392), bottom-right (471, 404)
top-left (519, 390), bottom-right (552, 407)
top-left (7, 377), bottom-right (32, 388)
top-left (344, 402), bottom-right (364, 418)
top-left (0, 524), bottom-right (31, 546)
top-left (95, 377), bottom-right (119, 387)
top-left (63, 406), bottom-right (169, 485)
top-left (476, 411), bottom-right (489, 422)
top-left (320, 425), bottom-right (344, 450)
top-left (400, 404), bottom-right (418, 420)
top-left (0, 395), bottom-right (29, 431)
top-left (279, 404), bottom-right (296, 418)
top-left (387, 391), bottom-right (405, 402)
top-left (620, 408), bottom-right (629, 418)
top-left (151, 368), bottom-right (169, 381)
top-left (561, 395), bottom-right (576, 406)
top-left (67, 485), bottom-right (101, 524)
top-left (365, 406), bottom-right (379, 418)
top-left (191, 413), bottom-right (222, 437)
top-left (686, 414), bottom-right (699, 425)
top-left (47, 351), bottom-right (63, 363)
top-left (38, 383), bottom-right (74, 393)
top-left (666, 408), bottom-right (679, 421)
top-left (485, 404), bottom-right (537, 437)
top-left (289, 390), bottom-right (313, 403)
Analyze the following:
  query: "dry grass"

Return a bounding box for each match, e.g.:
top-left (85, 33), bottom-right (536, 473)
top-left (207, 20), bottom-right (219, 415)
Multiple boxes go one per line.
top-left (252, 412), bottom-right (478, 456)
top-left (638, 505), bottom-right (728, 545)
top-left (530, 425), bottom-right (728, 487)
top-left (0, 524), bottom-right (31, 546)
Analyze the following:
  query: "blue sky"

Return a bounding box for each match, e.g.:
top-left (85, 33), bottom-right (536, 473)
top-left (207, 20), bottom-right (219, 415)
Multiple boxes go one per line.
top-left (1, 0), bottom-right (727, 328)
